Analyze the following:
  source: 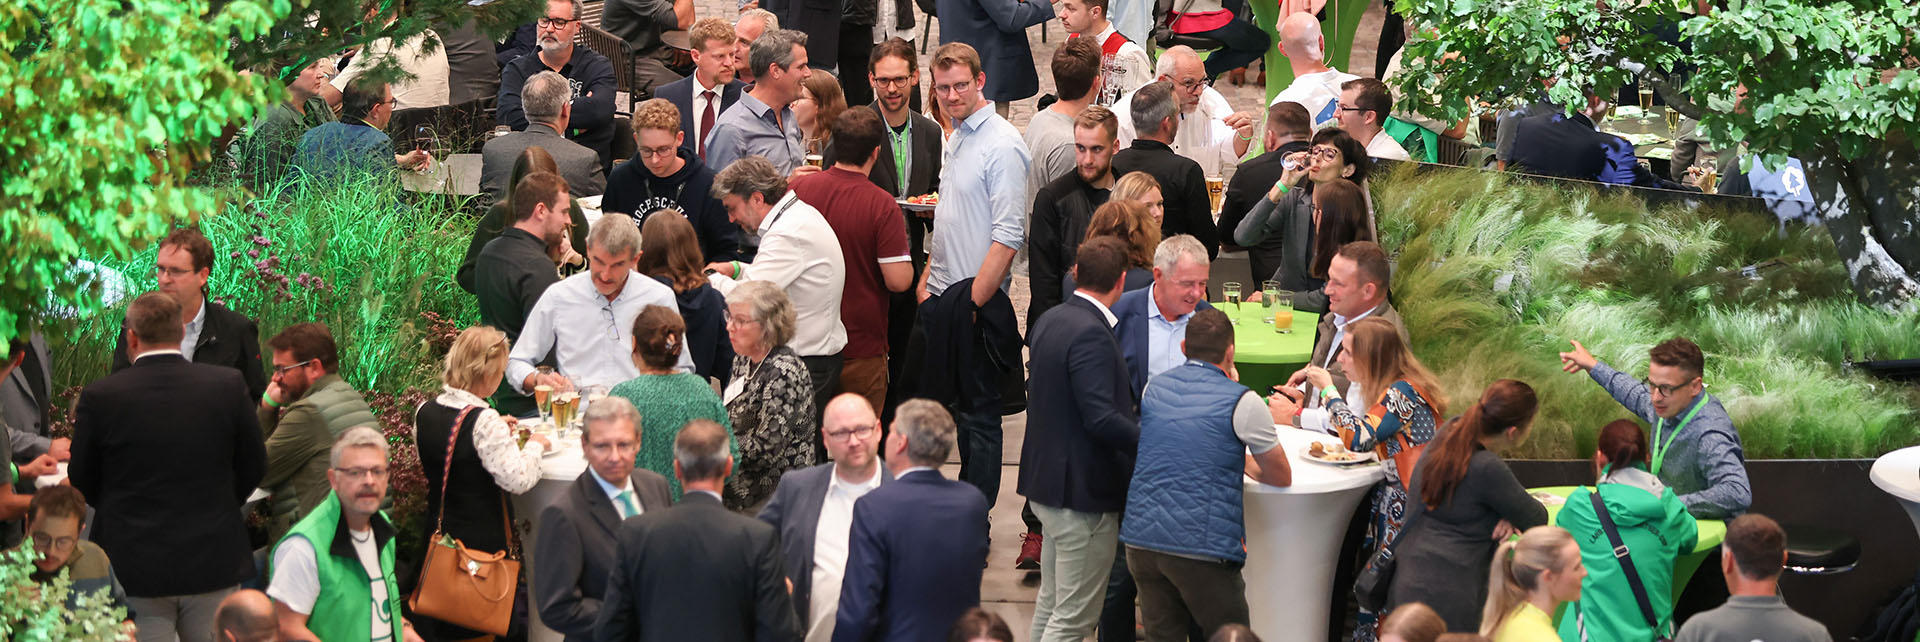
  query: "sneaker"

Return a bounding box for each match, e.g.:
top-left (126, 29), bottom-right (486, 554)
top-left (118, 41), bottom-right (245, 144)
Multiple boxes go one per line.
top-left (1015, 531), bottom-right (1043, 569)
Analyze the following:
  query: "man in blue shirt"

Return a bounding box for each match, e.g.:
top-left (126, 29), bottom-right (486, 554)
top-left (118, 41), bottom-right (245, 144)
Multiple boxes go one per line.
top-left (705, 28), bottom-right (813, 177)
top-left (1113, 235), bottom-right (1216, 396)
top-left (294, 78), bottom-right (430, 184)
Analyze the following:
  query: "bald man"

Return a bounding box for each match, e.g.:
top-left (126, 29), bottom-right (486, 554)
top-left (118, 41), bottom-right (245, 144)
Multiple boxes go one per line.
top-left (1268, 12), bottom-right (1359, 129)
top-left (1112, 46), bottom-right (1255, 179)
top-left (759, 394), bottom-right (894, 642)
top-left (216, 590), bottom-right (278, 642)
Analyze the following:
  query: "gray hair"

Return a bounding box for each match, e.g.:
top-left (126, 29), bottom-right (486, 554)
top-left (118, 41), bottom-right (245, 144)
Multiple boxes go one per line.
top-left (523, 70), bottom-right (571, 125)
top-left (890, 399), bottom-right (956, 467)
top-left (588, 209), bottom-right (642, 258)
top-left (582, 395), bottom-right (642, 441)
top-left (748, 28), bottom-right (808, 78)
top-left (711, 155), bottom-right (788, 205)
top-left (1152, 234), bottom-right (1209, 273)
top-left (739, 8), bottom-right (779, 31)
top-left (554, 0), bottom-right (582, 19)
top-left (673, 419), bottom-right (732, 481)
top-left (1131, 80), bottom-right (1179, 137)
top-left (1155, 45), bottom-right (1200, 79)
top-left (726, 280), bottom-right (796, 348)
top-left (330, 425), bottom-right (389, 468)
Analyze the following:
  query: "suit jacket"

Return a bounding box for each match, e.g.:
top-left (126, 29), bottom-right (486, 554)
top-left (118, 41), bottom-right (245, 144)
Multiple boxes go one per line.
top-left (111, 300), bottom-right (267, 402)
top-left (832, 469), bottom-right (989, 642)
top-left (864, 104), bottom-right (942, 199)
top-left (535, 468), bottom-right (674, 642)
top-left (3, 333), bottom-right (51, 461)
top-left (1507, 111), bottom-right (1691, 190)
top-left (1307, 298), bottom-right (1408, 397)
top-left (935, 0), bottom-right (1054, 101)
top-left (593, 491), bottom-right (800, 642)
top-left (1112, 287), bottom-right (1217, 397)
top-left (1019, 296), bottom-right (1140, 514)
top-left (755, 462), bottom-right (894, 624)
top-left (68, 353), bottom-right (266, 597)
top-left (480, 122), bottom-right (607, 203)
top-left (657, 76), bottom-right (746, 156)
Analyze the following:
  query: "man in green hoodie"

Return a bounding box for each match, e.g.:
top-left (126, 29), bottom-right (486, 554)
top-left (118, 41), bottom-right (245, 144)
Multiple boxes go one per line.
top-left (266, 427), bottom-right (422, 642)
top-left (258, 323), bottom-right (377, 541)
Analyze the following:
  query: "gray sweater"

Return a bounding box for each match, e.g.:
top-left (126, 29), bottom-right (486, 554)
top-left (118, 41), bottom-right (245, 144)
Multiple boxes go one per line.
top-left (1230, 186), bottom-right (1315, 291)
top-left (1388, 446), bottom-right (1550, 632)
top-left (1590, 361), bottom-right (1752, 519)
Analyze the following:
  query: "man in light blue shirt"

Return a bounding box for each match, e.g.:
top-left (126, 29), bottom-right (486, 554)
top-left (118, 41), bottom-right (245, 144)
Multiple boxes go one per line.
top-left (705, 29), bottom-right (811, 176)
top-left (1114, 235), bottom-right (1215, 396)
top-left (510, 215), bottom-right (692, 400)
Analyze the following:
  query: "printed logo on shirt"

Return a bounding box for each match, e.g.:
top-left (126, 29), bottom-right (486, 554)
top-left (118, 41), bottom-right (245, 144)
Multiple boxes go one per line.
top-left (624, 197), bottom-right (683, 223)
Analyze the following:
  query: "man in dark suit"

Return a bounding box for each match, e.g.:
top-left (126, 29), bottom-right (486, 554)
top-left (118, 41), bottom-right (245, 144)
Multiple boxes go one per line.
top-left (832, 399), bottom-right (990, 642)
top-left (4, 333), bottom-right (60, 463)
top-left (475, 171), bottom-right (572, 416)
top-left (73, 291), bottom-right (267, 642)
top-left (935, 0), bottom-right (1053, 107)
top-left (1507, 90), bottom-right (1693, 190)
top-left (1111, 82), bottom-right (1219, 258)
top-left (111, 227), bottom-right (267, 402)
top-left (1020, 238), bottom-right (1140, 642)
top-left (655, 18), bottom-right (746, 160)
top-left (758, 394), bottom-right (892, 641)
top-left (481, 70), bottom-right (607, 203)
top-left (1112, 234), bottom-right (1216, 397)
top-left (593, 419), bottom-right (799, 642)
top-left (1218, 102), bottom-right (1312, 285)
top-left (535, 396), bottom-right (673, 642)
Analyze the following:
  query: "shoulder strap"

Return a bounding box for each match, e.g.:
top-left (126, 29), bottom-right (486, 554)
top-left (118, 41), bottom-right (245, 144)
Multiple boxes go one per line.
top-left (432, 405), bottom-right (482, 534)
top-left (1589, 489), bottom-right (1663, 631)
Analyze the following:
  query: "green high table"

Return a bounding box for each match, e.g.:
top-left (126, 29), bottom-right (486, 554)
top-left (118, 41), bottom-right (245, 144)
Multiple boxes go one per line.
top-left (1219, 300), bottom-right (1318, 396)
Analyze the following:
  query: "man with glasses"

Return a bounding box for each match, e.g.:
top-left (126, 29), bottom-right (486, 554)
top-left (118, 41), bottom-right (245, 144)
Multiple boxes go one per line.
top-left (1335, 78), bottom-right (1410, 161)
top-left (13, 486), bottom-right (132, 632)
top-left (267, 427), bottom-right (427, 642)
top-left (499, 0), bottom-right (619, 170)
top-left (758, 394), bottom-right (892, 642)
top-left (1560, 336), bottom-right (1752, 518)
top-left (112, 226), bottom-right (267, 402)
top-left (509, 214), bottom-right (694, 401)
top-left (533, 396), bottom-right (672, 642)
top-left (1111, 81), bottom-right (1221, 258)
top-left (707, 29), bottom-right (814, 178)
top-left (257, 323), bottom-right (376, 543)
top-left (603, 98), bottom-right (741, 263)
top-left (481, 69), bottom-right (607, 203)
top-left (1112, 46), bottom-right (1254, 180)
top-left (293, 78), bottom-right (433, 182)
top-left (864, 38), bottom-right (942, 427)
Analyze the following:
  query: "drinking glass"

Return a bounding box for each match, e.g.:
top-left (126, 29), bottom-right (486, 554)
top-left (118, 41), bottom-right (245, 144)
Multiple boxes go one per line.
top-left (1260, 280), bottom-right (1280, 323)
top-left (1663, 109), bottom-right (1680, 133)
top-left (1273, 290), bottom-right (1295, 334)
top-left (1222, 282), bottom-right (1243, 324)
top-left (1637, 88), bottom-right (1654, 123)
top-left (1205, 175), bottom-right (1225, 214)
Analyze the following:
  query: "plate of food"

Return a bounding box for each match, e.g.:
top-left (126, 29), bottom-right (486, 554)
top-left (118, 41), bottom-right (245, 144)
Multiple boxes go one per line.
top-left (1530, 491), bottom-right (1566, 507)
top-left (898, 192), bottom-right (939, 212)
top-left (1303, 440), bottom-right (1376, 466)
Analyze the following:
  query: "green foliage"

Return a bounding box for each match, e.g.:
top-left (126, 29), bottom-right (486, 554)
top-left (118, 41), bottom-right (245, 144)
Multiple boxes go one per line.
top-left (1374, 164), bottom-right (1920, 459)
top-left (229, 0), bottom-right (542, 87)
top-left (1, 541), bottom-right (131, 640)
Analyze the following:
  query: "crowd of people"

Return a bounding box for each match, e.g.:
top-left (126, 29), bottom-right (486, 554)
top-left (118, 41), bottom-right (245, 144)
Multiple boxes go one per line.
top-left (0, 0), bottom-right (1816, 641)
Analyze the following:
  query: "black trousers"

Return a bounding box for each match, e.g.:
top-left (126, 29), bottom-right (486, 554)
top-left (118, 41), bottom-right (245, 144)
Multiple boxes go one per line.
top-left (838, 24), bottom-right (876, 107)
top-left (801, 351), bottom-right (844, 462)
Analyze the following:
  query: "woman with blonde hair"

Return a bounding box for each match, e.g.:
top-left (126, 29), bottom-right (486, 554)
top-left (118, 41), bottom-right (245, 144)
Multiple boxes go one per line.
top-left (412, 326), bottom-right (550, 639)
top-left (1111, 171), bottom-right (1166, 224)
top-left (1061, 200), bottom-right (1160, 297)
top-left (637, 210), bottom-right (733, 385)
top-left (1481, 526), bottom-right (1585, 641)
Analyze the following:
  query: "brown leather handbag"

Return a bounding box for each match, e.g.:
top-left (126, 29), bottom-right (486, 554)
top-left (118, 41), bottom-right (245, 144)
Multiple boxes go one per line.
top-left (408, 406), bottom-right (520, 637)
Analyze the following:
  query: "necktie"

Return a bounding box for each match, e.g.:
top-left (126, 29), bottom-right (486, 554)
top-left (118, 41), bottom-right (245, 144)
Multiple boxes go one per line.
top-left (699, 90), bottom-right (718, 158)
top-left (616, 490), bottom-right (640, 518)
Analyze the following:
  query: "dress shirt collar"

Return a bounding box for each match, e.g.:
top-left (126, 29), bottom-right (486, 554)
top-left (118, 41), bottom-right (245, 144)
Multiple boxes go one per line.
top-left (894, 466), bottom-right (937, 479)
top-left (588, 466), bottom-right (634, 501)
top-left (1145, 284), bottom-right (1192, 323)
top-left (738, 91), bottom-right (777, 119)
top-left (695, 74), bottom-right (720, 95)
top-left (185, 301), bottom-right (207, 335)
top-left (1331, 299), bottom-right (1383, 330)
top-left (830, 464), bottom-right (884, 495)
top-left (1094, 22), bottom-right (1121, 43)
top-left (133, 348), bottom-right (184, 362)
top-left (959, 102), bottom-right (996, 133)
top-left (1073, 290), bottom-right (1119, 327)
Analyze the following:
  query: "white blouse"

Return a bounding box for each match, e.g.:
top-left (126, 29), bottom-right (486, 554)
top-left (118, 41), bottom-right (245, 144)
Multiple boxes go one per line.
top-left (424, 386), bottom-right (547, 494)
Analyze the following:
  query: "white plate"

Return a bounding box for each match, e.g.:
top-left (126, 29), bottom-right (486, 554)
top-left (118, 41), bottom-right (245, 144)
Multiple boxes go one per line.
top-left (1301, 441), bottom-right (1377, 466)
top-left (897, 200), bottom-right (937, 212)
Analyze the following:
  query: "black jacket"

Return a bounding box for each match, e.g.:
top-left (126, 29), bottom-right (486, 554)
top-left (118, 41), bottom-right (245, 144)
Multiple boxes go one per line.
top-left (111, 300), bottom-right (266, 402)
top-left (592, 492), bottom-right (800, 642)
top-left (1508, 111), bottom-right (1695, 191)
top-left (653, 275), bottom-right (735, 387)
top-left (914, 278), bottom-right (1022, 410)
top-left (69, 354), bottom-right (266, 597)
top-left (1111, 139), bottom-right (1218, 258)
top-left (1019, 295), bottom-right (1139, 514)
top-left (474, 227), bottom-right (563, 416)
top-left (864, 104), bottom-right (942, 200)
top-left (604, 148), bottom-right (742, 262)
top-left (1027, 171), bottom-right (1111, 323)
top-left (458, 200), bottom-right (589, 295)
top-left (534, 469), bottom-right (674, 642)
top-left (1219, 140), bottom-right (1310, 284)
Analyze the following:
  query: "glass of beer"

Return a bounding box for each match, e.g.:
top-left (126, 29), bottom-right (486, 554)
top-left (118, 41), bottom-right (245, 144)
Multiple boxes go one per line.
top-left (805, 154), bottom-right (824, 168)
top-left (552, 392), bottom-right (578, 434)
top-left (1273, 289), bottom-right (1295, 333)
top-left (1664, 108), bottom-right (1680, 133)
top-left (534, 384), bottom-right (554, 423)
top-left (1205, 175), bottom-right (1225, 214)
top-left (1637, 88), bottom-right (1654, 122)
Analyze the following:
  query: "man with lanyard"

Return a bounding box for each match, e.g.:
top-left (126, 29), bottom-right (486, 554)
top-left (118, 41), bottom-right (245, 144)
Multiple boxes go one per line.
top-left (1560, 336), bottom-right (1752, 519)
top-left (1055, 0), bottom-right (1151, 106)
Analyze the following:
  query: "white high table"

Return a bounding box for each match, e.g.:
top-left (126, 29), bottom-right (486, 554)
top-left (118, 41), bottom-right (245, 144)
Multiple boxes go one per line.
top-left (1243, 428), bottom-right (1385, 642)
top-left (510, 435), bottom-right (591, 642)
top-left (1870, 446), bottom-right (1920, 541)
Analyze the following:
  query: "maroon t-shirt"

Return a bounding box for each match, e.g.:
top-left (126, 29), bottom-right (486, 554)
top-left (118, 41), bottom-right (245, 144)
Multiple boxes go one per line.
top-left (792, 167), bottom-right (911, 359)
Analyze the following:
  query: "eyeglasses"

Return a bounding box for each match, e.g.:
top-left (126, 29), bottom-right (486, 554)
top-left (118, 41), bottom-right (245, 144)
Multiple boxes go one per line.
top-left (537, 16), bottom-right (578, 28)
top-left (872, 75), bottom-right (912, 88)
top-left (600, 304), bottom-right (622, 341)
top-left (333, 466), bottom-right (389, 480)
top-left (637, 145), bottom-right (678, 159)
top-left (1172, 77), bottom-right (1207, 91)
top-left (30, 533), bottom-right (77, 551)
top-left (1308, 147), bottom-right (1340, 161)
top-left (825, 425), bottom-right (875, 442)
top-left (156, 265), bottom-right (198, 279)
top-left (931, 80), bottom-right (974, 97)
top-left (272, 358), bottom-right (317, 377)
top-left (1642, 377), bottom-right (1699, 397)
top-left (725, 313), bottom-right (758, 327)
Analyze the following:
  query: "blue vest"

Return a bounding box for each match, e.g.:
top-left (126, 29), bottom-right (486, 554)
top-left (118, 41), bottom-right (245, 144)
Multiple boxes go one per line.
top-left (1121, 360), bottom-right (1254, 562)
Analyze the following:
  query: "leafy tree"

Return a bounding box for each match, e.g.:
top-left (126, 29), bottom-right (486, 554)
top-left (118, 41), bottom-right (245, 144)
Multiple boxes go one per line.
top-left (0, 541), bottom-right (131, 639)
top-left (1388, 0), bottom-right (1920, 308)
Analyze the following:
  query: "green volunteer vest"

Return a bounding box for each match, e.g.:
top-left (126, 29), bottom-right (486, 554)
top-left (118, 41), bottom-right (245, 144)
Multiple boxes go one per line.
top-left (273, 491), bottom-right (404, 642)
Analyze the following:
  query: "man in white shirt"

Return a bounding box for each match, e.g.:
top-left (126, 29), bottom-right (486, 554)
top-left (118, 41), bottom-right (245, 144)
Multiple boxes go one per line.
top-left (1336, 77), bottom-right (1410, 161)
top-left (511, 214), bottom-right (694, 397)
top-left (1269, 11), bottom-right (1360, 129)
top-left (706, 155), bottom-right (849, 414)
top-left (1056, 0), bottom-right (1150, 106)
top-left (1112, 47), bottom-right (1255, 179)
top-left (758, 394), bottom-right (890, 642)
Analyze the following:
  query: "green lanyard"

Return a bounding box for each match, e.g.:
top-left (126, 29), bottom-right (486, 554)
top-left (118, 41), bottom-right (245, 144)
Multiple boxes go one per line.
top-left (1649, 395), bottom-right (1706, 477)
top-left (888, 119), bottom-right (912, 197)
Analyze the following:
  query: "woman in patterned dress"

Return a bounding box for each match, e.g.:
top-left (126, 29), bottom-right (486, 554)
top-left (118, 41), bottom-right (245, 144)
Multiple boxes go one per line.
top-left (1300, 316), bottom-right (1447, 641)
top-left (719, 280), bottom-right (818, 510)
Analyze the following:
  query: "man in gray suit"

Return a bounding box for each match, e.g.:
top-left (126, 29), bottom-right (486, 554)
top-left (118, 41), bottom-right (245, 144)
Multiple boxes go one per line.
top-left (3, 334), bottom-right (60, 464)
top-left (533, 396), bottom-right (672, 642)
top-left (481, 70), bottom-right (606, 204)
top-left (758, 393), bottom-right (891, 642)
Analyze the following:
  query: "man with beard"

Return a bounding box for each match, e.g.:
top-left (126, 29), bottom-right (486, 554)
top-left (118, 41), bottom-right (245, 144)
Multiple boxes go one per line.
top-left (474, 171), bottom-right (573, 415)
top-left (510, 215), bottom-right (694, 398)
top-left (864, 37), bottom-right (942, 425)
top-left (257, 323), bottom-right (376, 543)
top-left (498, 0), bottom-right (619, 170)
top-left (267, 427), bottom-right (427, 642)
top-left (655, 18), bottom-right (746, 161)
top-left (1027, 105), bottom-right (1120, 324)
top-left (603, 98), bottom-right (742, 263)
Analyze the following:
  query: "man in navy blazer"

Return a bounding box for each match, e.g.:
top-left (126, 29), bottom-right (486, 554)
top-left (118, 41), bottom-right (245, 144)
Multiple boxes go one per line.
top-left (832, 400), bottom-right (990, 642)
top-left (653, 18), bottom-right (746, 159)
top-left (1112, 234), bottom-right (1217, 397)
top-left (1020, 238), bottom-right (1141, 642)
top-left (1506, 91), bottom-right (1694, 191)
top-left (935, 0), bottom-right (1055, 104)
top-left (759, 394), bottom-right (893, 641)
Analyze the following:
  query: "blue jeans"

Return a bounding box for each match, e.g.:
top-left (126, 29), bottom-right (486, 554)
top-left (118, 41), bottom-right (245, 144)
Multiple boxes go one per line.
top-left (953, 358), bottom-right (1004, 508)
top-left (1190, 19), bottom-right (1271, 78)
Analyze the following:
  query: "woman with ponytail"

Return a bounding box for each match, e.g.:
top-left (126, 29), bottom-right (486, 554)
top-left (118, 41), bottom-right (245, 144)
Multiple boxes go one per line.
top-left (610, 305), bottom-right (736, 500)
top-left (1554, 420), bottom-right (1698, 642)
top-left (1385, 380), bottom-right (1550, 631)
top-left (1480, 525), bottom-right (1585, 641)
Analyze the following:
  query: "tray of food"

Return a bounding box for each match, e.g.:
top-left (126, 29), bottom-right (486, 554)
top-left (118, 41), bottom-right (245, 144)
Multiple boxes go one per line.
top-left (1303, 440), bottom-right (1376, 466)
top-left (898, 192), bottom-right (939, 212)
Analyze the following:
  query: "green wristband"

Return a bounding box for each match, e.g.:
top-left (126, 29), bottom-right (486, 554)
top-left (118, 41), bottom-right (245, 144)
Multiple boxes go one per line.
top-left (263, 391), bottom-right (282, 409)
top-left (732, 260), bottom-right (745, 279)
top-left (8, 462), bottom-right (16, 483)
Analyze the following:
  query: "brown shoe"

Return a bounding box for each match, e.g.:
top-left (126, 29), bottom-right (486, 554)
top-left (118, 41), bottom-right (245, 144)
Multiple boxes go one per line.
top-left (1228, 67), bottom-right (1248, 86)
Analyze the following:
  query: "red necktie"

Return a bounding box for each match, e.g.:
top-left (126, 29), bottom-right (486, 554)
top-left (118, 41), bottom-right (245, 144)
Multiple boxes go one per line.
top-left (699, 90), bottom-right (717, 158)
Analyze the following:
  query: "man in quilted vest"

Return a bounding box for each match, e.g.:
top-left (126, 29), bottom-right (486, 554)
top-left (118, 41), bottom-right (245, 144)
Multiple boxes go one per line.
top-left (267, 426), bottom-right (421, 642)
top-left (258, 323), bottom-right (377, 542)
top-left (1120, 308), bottom-right (1291, 639)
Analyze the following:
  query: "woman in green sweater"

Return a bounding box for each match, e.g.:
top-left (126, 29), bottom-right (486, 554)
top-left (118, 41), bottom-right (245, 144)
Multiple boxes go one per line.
top-left (610, 304), bottom-right (735, 501)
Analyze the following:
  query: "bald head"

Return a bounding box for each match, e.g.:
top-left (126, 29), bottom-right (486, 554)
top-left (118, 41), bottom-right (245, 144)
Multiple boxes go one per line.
top-left (216, 589), bottom-right (278, 642)
top-left (822, 393), bottom-right (882, 478)
top-left (1280, 12), bottom-right (1326, 64)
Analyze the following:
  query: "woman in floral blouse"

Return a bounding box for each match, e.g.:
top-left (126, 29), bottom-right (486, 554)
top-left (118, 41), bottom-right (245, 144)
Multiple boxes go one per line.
top-left (719, 280), bottom-right (818, 510)
top-left (1300, 316), bottom-right (1447, 641)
